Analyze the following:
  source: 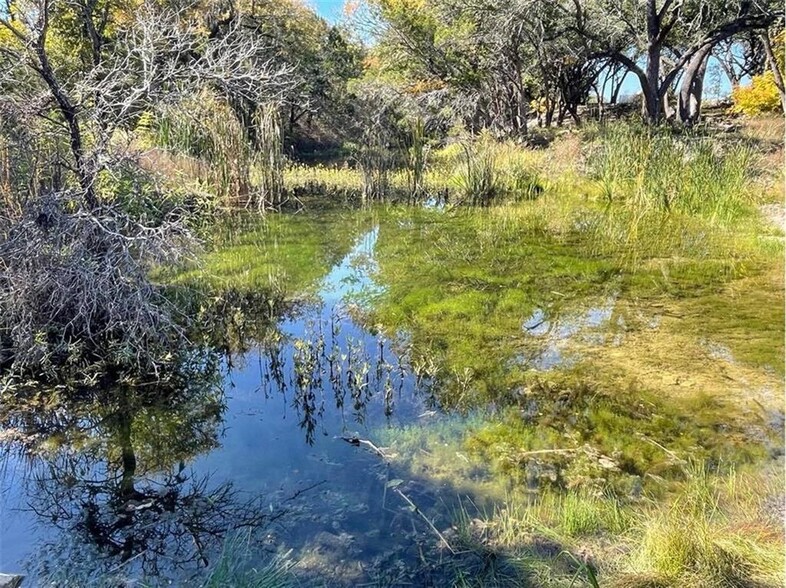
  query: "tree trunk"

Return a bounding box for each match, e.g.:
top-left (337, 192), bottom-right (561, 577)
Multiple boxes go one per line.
top-left (760, 32), bottom-right (786, 117)
top-left (34, 3), bottom-right (98, 208)
top-left (643, 0), bottom-right (662, 123)
top-left (679, 48), bottom-right (711, 125)
top-left (610, 76), bottom-right (623, 104)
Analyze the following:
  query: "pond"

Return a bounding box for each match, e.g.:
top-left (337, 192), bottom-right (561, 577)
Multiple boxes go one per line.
top-left (0, 205), bottom-right (782, 586)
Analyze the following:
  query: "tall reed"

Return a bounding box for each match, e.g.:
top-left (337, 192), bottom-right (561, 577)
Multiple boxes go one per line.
top-left (254, 104), bottom-right (285, 212)
top-left (405, 117), bottom-right (427, 203)
top-left (357, 125), bottom-right (394, 203)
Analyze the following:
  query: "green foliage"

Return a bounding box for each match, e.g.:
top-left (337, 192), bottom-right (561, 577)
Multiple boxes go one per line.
top-left (244, 0), bottom-right (363, 143)
top-left (200, 532), bottom-right (294, 588)
top-left (454, 142), bottom-right (499, 206)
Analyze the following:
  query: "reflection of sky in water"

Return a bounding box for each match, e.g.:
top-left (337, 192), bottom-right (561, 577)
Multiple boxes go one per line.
top-left (520, 297), bottom-right (618, 369)
top-left (0, 448), bottom-right (32, 573)
top-left (0, 224), bottom-right (428, 581)
top-left (319, 227), bottom-right (382, 306)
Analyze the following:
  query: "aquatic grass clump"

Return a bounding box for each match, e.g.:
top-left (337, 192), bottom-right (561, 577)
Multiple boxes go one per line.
top-left (146, 93), bottom-right (286, 211)
top-left (200, 532), bottom-right (295, 588)
top-left (440, 136), bottom-right (544, 206)
top-left (453, 142), bottom-right (499, 206)
top-left (526, 491), bottom-right (632, 538)
top-left (624, 466), bottom-right (784, 588)
top-left (405, 117), bottom-right (428, 202)
top-left (587, 124), bottom-right (758, 224)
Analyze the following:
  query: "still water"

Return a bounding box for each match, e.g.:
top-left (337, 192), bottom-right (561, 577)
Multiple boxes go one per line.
top-left (2, 205), bottom-right (775, 586)
top-left (0, 219), bottom-right (469, 585)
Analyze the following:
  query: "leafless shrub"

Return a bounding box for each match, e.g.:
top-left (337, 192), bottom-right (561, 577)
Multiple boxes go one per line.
top-left (0, 192), bottom-right (198, 381)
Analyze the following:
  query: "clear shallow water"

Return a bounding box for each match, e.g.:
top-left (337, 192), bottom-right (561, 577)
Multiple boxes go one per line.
top-left (2, 206), bottom-right (771, 586)
top-left (0, 223), bottom-right (460, 585)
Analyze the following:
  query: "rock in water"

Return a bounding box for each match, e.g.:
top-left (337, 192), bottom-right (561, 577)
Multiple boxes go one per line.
top-left (0, 574), bottom-right (23, 588)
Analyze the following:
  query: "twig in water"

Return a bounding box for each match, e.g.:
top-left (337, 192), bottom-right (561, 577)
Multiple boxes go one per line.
top-left (339, 435), bottom-right (390, 462)
top-left (393, 487), bottom-right (456, 555)
top-left (340, 435), bottom-right (457, 554)
top-left (286, 479), bottom-right (327, 501)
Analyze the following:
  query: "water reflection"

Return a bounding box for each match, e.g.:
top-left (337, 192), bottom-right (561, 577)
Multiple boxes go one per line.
top-left (0, 221), bottom-right (428, 584)
top-left (255, 309), bottom-right (413, 444)
top-left (0, 210), bottom-right (635, 585)
top-left (519, 296), bottom-right (621, 368)
top-left (0, 367), bottom-right (301, 583)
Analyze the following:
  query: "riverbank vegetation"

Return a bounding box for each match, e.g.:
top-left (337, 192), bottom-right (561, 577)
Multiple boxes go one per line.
top-left (0, 0), bottom-right (783, 586)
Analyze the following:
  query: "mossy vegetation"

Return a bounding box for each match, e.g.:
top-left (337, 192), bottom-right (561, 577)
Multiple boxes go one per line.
top-left (151, 120), bottom-right (783, 587)
top-left (169, 208), bottom-right (377, 296)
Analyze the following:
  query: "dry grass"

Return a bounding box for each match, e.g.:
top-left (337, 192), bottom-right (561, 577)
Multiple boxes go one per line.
top-left (738, 116), bottom-right (786, 144)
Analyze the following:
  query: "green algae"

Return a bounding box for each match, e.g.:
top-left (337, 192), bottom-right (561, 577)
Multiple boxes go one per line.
top-left (171, 193), bottom-right (783, 490)
top-left (171, 208), bottom-right (377, 297)
top-left (363, 199), bottom-right (782, 411)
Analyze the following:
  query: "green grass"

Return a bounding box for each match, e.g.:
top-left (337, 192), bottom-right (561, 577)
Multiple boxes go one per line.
top-left (424, 465), bottom-right (784, 588)
top-left (623, 466), bottom-right (784, 588)
top-left (586, 123), bottom-right (759, 223)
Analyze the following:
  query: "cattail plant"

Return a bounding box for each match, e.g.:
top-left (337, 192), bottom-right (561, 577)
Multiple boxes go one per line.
top-left (405, 117), bottom-right (427, 204)
top-left (358, 124), bottom-right (395, 203)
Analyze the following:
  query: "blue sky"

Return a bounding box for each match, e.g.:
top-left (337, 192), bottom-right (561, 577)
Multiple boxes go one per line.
top-left (309, 0), bottom-right (345, 23)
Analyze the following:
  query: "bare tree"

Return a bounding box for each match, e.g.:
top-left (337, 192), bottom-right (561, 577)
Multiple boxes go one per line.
top-left (0, 0), bottom-right (297, 381)
top-left (0, 0), bottom-right (295, 209)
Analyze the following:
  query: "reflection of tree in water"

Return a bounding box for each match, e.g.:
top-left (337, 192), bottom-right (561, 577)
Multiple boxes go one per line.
top-left (255, 306), bottom-right (431, 444)
top-left (0, 278), bottom-right (442, 583)
top-left (0, 366), bottom-right (288, 584)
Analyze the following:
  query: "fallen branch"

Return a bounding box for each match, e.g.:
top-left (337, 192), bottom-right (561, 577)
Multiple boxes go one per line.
top-left (339, 434), bottom-right (456, 554)
top-left (339, 435), bottom-right (390, 462)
